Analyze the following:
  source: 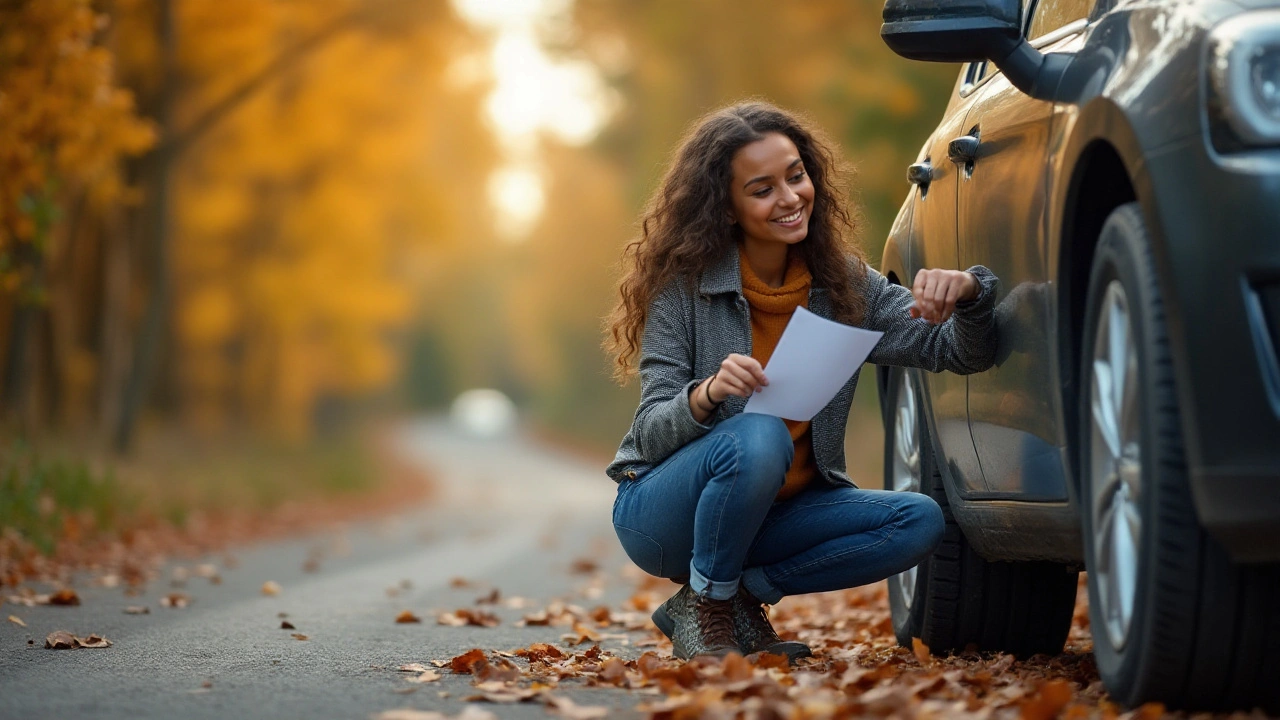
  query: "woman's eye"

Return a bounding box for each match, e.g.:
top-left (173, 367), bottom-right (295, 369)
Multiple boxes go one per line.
top-left (752, 187), bottom-right (771, 197)
top-left (789, 171), bottom-right (806, 182)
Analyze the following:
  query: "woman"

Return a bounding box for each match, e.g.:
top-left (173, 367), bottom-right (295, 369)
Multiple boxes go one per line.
top-left (603, 101), bottom-right (998, 661)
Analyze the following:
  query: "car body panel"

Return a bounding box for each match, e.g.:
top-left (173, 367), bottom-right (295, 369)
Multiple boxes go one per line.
top-left (880, 0), bottom-right (1280, 562)
top-left (959, 27), bottom-right (1086, 500)
top-left (908, 78), bottom-right (989, 494)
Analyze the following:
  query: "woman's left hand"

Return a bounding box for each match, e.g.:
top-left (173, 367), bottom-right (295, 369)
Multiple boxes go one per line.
top-left (909, 269), bottom-right (979, 324)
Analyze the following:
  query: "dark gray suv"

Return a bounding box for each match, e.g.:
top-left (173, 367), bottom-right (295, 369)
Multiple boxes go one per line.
top-left (874, 0), bottom-right (1280, 712)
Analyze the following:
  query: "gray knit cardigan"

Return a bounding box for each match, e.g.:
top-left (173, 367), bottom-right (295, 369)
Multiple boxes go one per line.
top-left (605, 247), bottom-right (999, 487)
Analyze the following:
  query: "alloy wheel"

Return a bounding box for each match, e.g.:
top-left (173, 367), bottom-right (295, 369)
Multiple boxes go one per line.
top-left (1089, 280), bottom-right (1143, 651)
top-left (892, 372), bottom-right (922, 609)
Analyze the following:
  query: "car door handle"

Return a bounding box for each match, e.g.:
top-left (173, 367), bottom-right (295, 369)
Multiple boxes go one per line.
top-left (907, 160), bottom-right (932, 186)
top-left (948, 134), bottom-right (980, 165)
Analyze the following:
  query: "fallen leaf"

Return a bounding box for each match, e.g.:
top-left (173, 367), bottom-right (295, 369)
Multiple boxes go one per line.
top-left (544, 694), bottom-right (610, 719)
top-left (7, 615), bottom-right (25, 627)
top-left (406, 670), bottom-right (441, 684)
top-left (569, 558), bottom-right (599, 574)
top-left (395, 610), bottom-right (421, 624)
top-left (475, 588), bottom-right (500, 605)
top-left (449, 577), bottom-right (471, 588)
top-left (514, 643), bottom-right (566, 663)
top-left (465, 681), bottom-right (544, 703)
top-left (48, 588), bottom-right (80, 606)
top-left (44, 631), bottom-right (78, 649)
top-left (44, 631), bottom-right (111, 649)
top-left (77, 634), bottom-right (111, 648)
top-left (160, 593), bottom-right (190, 608)
top-left (1020, 679), bottom-right (1074, 720)
top-left (374, 709), bottom-right (495, 720)
top-left (449, 648), bottom-right (488, 674)
top-left (123, 606), bottom-right (149, 615)
top-left (302, 558), bottom-right (320, 573)
top-left (912, 636), bottom-right (932, 665)
top-left (437, 609), bottom-right (499, 627)
top-left (280, 621), bottom-right (296, 629)
top-left (372, 710), bottom-right (449, 720)
top-left (397, 663), bottom-right (430, 673)
top-left (261, 581), bottom-right (282, 596)
top-left (290, 633), bottom-right (308, 641)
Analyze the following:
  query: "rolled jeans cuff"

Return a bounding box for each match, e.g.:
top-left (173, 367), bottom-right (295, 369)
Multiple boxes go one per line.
top-left (742, 566), bottom-right (783, 605)
top-left (689, 563), bottom-right (739, 601)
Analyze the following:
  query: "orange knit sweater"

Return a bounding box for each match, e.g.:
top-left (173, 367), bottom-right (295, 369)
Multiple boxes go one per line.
top-left (738, 244), bottom-right (816, 501)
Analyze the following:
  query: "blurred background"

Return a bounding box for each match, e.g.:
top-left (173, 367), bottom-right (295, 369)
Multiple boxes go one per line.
top-left (0, 0), bottom-right (958, 554)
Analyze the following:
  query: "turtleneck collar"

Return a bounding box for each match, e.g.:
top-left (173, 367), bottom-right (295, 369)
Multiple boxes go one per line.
top-left (738, 242), bottom-right (812, 313)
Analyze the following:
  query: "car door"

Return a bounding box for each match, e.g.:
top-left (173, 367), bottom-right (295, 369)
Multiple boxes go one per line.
top-left (908, 65), bottom-right (990, 495)
top-left (958, 0), bottom-right (1094, 498)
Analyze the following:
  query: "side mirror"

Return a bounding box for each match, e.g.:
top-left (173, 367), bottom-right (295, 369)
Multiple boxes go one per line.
top-left (881, 0), bottom-right (1073, 101)
top-left (881, 0), bottom-right (1022, 63)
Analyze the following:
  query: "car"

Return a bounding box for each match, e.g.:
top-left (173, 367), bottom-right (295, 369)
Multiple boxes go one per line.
top-left (873, 0), bottom-right (1280, 712)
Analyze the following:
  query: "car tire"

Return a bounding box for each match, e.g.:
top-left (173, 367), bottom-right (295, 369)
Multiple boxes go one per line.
top-left (1079, 202), bottom-right (1280, 713)
top-left (882, 365), bottom-right (1078, 658)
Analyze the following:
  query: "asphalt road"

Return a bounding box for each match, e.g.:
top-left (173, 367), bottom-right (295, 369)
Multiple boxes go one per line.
top-left (0, 418), bottom-right (646, 720)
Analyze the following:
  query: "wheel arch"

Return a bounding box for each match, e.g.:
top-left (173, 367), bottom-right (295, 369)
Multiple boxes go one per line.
top-left (1055, 99), bottom-right (1159, 500)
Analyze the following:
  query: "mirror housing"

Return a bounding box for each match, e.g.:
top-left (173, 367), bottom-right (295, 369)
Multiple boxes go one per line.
top-left (881, 0), bottom-right (1022, 62)
top-left (881, 0), bottom-right (1074, 101)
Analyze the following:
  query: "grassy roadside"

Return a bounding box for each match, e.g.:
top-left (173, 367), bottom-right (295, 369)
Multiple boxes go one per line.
top-left (0, 426), bottom-right (432, 585)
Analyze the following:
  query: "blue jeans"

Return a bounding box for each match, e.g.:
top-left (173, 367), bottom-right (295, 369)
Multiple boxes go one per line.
top-left (612, 413), bottom-right (944, 602)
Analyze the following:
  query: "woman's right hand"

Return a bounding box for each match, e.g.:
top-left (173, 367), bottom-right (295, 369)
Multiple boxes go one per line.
top-left (711, 353), bottom-right (769, 401)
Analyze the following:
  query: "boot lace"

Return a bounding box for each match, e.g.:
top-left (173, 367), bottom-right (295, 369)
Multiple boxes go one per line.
top-left (695, 596), bottom-right (738, 648)
top-left (747, 601), bottom-right (782, 642)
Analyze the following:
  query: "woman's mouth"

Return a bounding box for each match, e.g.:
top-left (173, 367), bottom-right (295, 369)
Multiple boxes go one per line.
top-left (771, 208), bottom-right (804, 227)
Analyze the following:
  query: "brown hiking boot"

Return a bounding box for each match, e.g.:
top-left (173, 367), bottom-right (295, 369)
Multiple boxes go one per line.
top-left (732, 586), bottom-right (812, 662)
top-left (650, 584), bottom-right (739, 660)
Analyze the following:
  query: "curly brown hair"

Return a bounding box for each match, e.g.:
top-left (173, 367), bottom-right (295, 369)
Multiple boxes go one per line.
top-left (604, 101), bottom-right (869, 383)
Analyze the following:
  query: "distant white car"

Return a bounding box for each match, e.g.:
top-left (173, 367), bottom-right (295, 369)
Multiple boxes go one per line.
top-left (449, 389), bottom-right (518, 438)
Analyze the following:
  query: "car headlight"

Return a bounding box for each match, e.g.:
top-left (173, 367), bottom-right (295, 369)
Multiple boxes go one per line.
top-left (1208, 10), bottom-right (1280, 149)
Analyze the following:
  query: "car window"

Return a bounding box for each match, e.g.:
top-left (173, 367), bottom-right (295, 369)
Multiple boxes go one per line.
top-left (1026, 0), bottom-right (1094, 40)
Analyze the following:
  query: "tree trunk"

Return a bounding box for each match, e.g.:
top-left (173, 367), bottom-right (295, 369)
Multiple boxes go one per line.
top-left (114, 0), bottom-right (174, 453)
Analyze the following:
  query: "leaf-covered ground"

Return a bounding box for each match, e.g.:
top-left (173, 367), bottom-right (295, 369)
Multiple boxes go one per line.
top-left (378, 569), bottom-right (1272, 720)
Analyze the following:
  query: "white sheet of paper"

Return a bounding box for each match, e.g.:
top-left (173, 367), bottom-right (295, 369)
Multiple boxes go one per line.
top-left (742, 306), bottom-right (884, 421)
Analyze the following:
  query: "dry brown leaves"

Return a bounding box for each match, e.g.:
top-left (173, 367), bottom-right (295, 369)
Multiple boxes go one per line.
top-left (437, 609), bottom-right (500, 627)
top-left (399, 577), bottom-right (1197, 720)
top-left (159, 592), bottom-right (190, 608)
top-left (374, 708), bottom-right (495, 720)
top-left (5, 587), bottom-right (80, 606)
top-left (395, 610), bottom-right (422, 624)
top-left (45, 630), bottom-right (111, 649)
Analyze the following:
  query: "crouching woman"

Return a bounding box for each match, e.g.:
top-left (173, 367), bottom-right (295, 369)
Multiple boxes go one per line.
top-left (603, 101), bottom-right (999, 661)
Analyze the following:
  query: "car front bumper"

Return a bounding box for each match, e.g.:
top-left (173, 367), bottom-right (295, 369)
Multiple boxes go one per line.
top-left (1142, 138), bottom-right (1280, 563)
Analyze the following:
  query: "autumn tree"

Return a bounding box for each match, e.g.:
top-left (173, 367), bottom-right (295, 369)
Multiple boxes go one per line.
top-left (0, 0), bottom-right (155, 429)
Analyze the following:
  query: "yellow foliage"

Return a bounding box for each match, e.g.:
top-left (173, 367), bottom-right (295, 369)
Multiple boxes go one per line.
top-left (167, 0), bottom-right (489, 434)
top-left (0, 0), bottom-right (154, 253)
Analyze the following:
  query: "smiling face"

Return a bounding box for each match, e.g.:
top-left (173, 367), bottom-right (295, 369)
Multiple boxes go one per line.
top-left (728, 132), bottom-right (815, 250)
